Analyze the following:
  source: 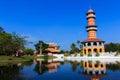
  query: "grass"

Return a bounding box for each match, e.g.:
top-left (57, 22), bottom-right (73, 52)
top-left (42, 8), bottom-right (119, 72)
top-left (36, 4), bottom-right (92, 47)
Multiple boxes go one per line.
top-left (0, 55), bottom-right (57, 64)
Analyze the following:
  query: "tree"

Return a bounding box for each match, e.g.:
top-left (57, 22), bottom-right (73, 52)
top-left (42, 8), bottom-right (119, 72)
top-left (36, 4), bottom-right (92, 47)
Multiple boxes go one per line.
top-left (77, 40), bottom-right (80, 48)
top-left (0, 32), bottom-right (13, 55)
top-left (34, 41), bottom-right (49, 53)
top-left (60, 50), bottom-right (65, 54)
top-left (12, 32), bottom-right (28, 49)
top-left (96, 51), bottom-right (100, 56)
top-left (70, 43), bottom-right (80, 53)
top-left (88, 52), bottom-right (92, 57)
top-left (0, 27), bottom-right (29, 55)
top-left (10, 32), bottom-right (29, 56)
top-left (105, 43), bottom-right (120, 52)
top-left (24, 48), bottom-right (33, 55)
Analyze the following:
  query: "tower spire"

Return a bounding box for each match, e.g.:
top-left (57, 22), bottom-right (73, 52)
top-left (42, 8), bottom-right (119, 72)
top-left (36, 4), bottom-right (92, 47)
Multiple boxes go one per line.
top-left (89, 0), bottom-right (92, 9)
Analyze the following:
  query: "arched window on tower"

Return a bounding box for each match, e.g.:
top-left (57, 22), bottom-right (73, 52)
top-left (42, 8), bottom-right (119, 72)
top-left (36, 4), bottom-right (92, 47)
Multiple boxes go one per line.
top-left (88, 49), bottom-right (91, 53)
top-left (88, 42), bottom-right (91, 46)
top-left (100, 48), bottom-right (102, 52)
top-left (93, 42), bottom-right (97, 46)
top-left (94, 48), bottom-right (97, 53)
top-left (84, 49), bottom-right (86, 54)
top-left (99, 42), bottom-right (102, 46)
top-left (84, 43), bottom-right (86, 47)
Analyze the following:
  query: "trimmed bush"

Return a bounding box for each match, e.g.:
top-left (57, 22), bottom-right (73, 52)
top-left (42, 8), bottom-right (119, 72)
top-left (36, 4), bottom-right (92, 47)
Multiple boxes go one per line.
top-left (80, 51), bottom-right (84, 57)
top-left (96, 51), bottom-right (100, 56)
top-left (64, 53), bottom-right (70, 56)
top-left (74, 53), bottom-right (78, 57)
top-left (88, 52), bottom-right (92, 57)
top-left (115, 51), bottom-right (120, 56)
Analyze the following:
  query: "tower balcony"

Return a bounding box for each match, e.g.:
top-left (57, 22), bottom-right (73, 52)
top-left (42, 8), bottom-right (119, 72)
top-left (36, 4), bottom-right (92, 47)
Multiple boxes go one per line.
top-left (86, 27), bottom-right (98, 31)
top-left (86, 12), bottom-right (95, 15)
top-left (86, 15), bottom-right (96, 19)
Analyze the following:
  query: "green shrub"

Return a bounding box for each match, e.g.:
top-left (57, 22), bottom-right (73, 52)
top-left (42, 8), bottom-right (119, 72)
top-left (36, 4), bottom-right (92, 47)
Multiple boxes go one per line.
top-left (64, 53), bottom-right (70, 56)
top-left (96, 51), bottom-right (100, 56)
top-left (115, 51), bottom-right (120, 56)
top-left (88, 52), bottom-right (92, 57)
top-left (80, 51), bottom-right (84, 57)
top-left (74, 53), bottom-right (78, 57)
top-left (96, 61), bottom-right (100, 66)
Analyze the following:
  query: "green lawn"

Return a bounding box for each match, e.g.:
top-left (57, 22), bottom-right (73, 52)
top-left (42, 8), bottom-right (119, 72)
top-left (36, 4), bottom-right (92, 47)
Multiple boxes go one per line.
top-left (0, 55), bottom-right (57, 63)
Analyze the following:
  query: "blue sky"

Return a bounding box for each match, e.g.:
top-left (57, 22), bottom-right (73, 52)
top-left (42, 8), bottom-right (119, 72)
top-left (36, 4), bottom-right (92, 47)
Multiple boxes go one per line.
top-left (0, 0), bottom-right (120, 50)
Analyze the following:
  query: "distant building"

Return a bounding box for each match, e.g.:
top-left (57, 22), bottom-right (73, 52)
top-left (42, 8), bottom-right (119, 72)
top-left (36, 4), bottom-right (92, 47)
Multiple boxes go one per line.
top-left (82, 9), bottom-right (105, 55)
top-left (46, 43), bottom-right (60, 53)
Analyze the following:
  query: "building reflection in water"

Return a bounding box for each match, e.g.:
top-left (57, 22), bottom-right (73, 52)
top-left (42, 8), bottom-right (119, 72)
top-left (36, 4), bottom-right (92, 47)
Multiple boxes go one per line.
top-left (82, 61), bottom-right (106, 80)
top-left (33, 59), bottom-right (60, 75)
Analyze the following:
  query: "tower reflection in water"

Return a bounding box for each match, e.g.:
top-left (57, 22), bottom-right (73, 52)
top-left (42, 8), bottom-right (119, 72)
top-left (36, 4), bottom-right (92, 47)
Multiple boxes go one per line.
top-left (34, 59), bottom-right (107, 80)
top-left (82, 61), bottom-right (106, 80)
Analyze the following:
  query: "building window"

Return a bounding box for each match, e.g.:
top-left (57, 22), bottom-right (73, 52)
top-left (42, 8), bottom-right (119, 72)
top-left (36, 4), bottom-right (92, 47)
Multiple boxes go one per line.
top-left (99, 42), bottom-right (102, 46)
top-left (84, 50), bottom-right (86, 54)
top-left (100, 49), bottom-right (102, 52)
top-left (84, 43), bottom-right (86, 47)
top-left (93, 42), bottom-right (97, 46)
top-left (94, 48), bottom-right (97, 53)
top-left (88, 42), bottom-right (91, 46)
top-left (88, 49), bottom-right (91, 53)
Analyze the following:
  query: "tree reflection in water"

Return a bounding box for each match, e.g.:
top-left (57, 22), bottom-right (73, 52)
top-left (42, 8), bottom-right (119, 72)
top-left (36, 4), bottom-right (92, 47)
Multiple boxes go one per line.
top-left (0, 63), bottom-right (24, 80)
top-left (33, 59), bottom-right (60, 75)
top-left (1, 60), bottom-right (120, 80)
top-left (107, 61), bottom-right (120, 71)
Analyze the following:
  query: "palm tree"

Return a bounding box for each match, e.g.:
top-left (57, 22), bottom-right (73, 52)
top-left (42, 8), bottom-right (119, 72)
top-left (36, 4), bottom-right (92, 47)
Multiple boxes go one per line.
top-left (77, 40), bottom-right (81, 49)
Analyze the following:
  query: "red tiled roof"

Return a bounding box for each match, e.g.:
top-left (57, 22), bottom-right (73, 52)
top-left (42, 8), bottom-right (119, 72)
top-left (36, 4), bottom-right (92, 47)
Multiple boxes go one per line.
top-left (82, 38), bottom-right (105, 43)
top-left (46, 48), bottom-right (60, 53)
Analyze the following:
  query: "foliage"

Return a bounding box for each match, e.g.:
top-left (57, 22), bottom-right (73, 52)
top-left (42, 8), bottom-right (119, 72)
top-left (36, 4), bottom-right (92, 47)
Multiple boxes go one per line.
top-left (88, 52), bottom-right (92, 57)
top-left (115, 51), bottom-right (120, 56)
top-left (74, 53), bottom-right (78, 57)
top-left (0, 27), bottom-right (29, 55)
top-left (70, 43), bottom-right (80, 53)
top-left (96, 61), bottom-right (100, 66)
top-left (12, 32), bottom-right (28, 50)
top-left (96, 51), bottom-right (100, 56)
top-left (88, 61), bottom-right (92, 67)
top-left (105, 43), bottom-right (120, 52)
top-left (64, 52), bottom-right (70, 56)
top-left (24, 48), bottom-right (33, 55)
top-left (34, 60), bottom-right (48, 75)
top-left (34, 41), bottom-right (49, 53)
top-left (80, 50), bottom-right (84, 56)
top-left (77, 40), bottom-right (80, 49)
top-left (60, 50), bottom-right (65, 54)
top-left (71, 61), bottom-right (78, 72)
top-left (0, 32), bottom-right (13, 55)
top-left (107, 62), bottom-right (120, 71)
top-left (80, 60), bottom-right (84, 68)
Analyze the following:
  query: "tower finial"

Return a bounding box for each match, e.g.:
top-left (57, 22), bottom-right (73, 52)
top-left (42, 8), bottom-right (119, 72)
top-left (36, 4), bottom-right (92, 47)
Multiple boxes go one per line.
top-left (89, 0), bottom-right (92, 9)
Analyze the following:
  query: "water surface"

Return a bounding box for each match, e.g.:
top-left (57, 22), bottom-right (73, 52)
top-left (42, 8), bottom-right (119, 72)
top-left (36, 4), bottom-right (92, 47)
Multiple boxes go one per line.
top-left (1, 59), bottom-right (120, 80)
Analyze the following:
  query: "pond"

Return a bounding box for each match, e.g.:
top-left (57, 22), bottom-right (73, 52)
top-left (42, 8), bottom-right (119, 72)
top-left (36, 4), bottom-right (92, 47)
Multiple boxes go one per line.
top-left (1, 59), bottom-right (120, 80)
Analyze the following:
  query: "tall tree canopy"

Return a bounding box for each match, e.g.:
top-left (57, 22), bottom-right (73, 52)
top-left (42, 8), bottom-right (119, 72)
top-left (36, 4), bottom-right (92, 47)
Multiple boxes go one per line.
top-left (70, 43), bottom-right (79, 53)
top-left (0, 27), bottom-right (29, 55)
top-left (34, 41), bottom-right (49, 53)
top-left (105, 43), bottom-right (120, 52)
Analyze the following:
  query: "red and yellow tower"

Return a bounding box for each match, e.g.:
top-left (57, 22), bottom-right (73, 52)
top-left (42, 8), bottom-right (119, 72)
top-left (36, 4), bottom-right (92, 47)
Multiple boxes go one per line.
top-left (82, 9), bottom-right (105, 55)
